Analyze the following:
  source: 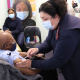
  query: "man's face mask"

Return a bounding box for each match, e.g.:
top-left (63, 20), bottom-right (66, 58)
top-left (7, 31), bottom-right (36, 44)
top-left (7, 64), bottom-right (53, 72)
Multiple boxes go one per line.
top-left (10, 43), bottom-right (16, 51)
top-left (42, 20), bottom-right (55, 30)
top-left (16, 11), bottom-right (29, 20)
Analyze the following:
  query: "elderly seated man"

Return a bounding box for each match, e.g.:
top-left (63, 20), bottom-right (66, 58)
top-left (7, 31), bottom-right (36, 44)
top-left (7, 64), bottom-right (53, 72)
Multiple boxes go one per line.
top-left (0, 31), bottom-right (42, 76)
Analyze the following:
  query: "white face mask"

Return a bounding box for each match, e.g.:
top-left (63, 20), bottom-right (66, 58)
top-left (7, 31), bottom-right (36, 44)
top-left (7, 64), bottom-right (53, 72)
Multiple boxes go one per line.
top-left (9, 14), bottom-right (15, 19)
top-left (16, 11), bottom-right (29, 20)
top-left (42, 20), bottom-right (55, 30)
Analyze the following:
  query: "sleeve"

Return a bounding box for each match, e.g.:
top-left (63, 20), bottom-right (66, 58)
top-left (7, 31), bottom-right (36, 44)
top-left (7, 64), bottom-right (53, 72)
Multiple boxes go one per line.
top-left (9, 51), bottom-right (20, 62)
top-left (31, 30), bottom-right (77, 70)
top-left (12, 20), bottom-right (23, 35)
top-left (13, 50), bottom-right (19, 55)
top-left (3, 18), bottom-right (8, 31)
top-left (28, 19), bottom-right (36, 26)
top-left (37, 30), bottom-right (53, 53)
top-left (23, 19), bottom-right (36, 29)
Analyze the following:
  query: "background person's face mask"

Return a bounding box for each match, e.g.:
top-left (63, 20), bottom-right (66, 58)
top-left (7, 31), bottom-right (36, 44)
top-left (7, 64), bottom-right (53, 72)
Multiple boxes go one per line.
top-left (16, 11), bottom-right (29, 20)
top-left (9, 14), bottom-right (15, 19)
top-left (42, 20), bottom-right (55, 30)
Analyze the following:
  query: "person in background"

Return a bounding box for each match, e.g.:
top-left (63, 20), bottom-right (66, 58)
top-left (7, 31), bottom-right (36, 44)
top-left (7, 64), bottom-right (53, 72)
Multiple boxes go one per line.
top-left (16, 0), bottom-right (80, 80)
top-left (3, 8), bottom-right (24, 52)
top-left (12, 0), bottom-right (36, 30)
top-left (66, 0), bottom-right (75, 16)
top-left (12, 0), bottom-right (36, 51)
top-left (0, 31), bottom-right (40, 76)
top-left (72, 0), bottom-right (78, 8)
top-left (72, 0), bottom-right (80, 17)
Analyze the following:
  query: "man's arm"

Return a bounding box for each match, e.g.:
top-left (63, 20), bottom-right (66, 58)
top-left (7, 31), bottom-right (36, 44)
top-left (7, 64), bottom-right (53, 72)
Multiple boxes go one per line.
top-left (19, 52), bottom-right (27, 58)
top-left (14, 58), bottom-right (40, 76)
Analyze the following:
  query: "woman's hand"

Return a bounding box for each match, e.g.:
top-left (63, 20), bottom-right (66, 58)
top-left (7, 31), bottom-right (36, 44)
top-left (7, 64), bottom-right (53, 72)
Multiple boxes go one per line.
top-left (27, 48), bottom-right (39, 58)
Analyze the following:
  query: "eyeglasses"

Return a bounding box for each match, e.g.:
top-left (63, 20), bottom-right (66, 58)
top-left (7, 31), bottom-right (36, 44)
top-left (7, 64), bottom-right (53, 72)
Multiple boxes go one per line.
top-left (2, 40), bottom-right (16, 49)
top-left (6, 40), bottom-right (16, 45)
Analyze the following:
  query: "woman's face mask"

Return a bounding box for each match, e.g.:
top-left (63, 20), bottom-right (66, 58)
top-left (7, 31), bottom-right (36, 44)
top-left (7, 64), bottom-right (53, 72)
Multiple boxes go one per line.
top-left (40, 12), bottom-right (60, 30)
top-left (16, 11), bottom-right (29, 20)
top-left (42, 20), bottom-right (55, 30)
top-left (9, 14), bottom-right (15, 19)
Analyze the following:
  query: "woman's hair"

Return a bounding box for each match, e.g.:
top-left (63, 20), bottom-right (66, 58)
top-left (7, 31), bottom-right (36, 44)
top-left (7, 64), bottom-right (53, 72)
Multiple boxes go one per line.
top-left (12, 0), bottom-right (32, 19)
top-left (39, 0), bottom-right (67, 19)
top-left (8, 8), bottom-right (15, 14)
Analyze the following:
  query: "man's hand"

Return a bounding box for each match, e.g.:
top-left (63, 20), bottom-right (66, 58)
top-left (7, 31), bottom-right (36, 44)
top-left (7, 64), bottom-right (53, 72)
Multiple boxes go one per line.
top-left (16, 59), bottom-right (32, 68)
top-left (27, 48), bottom-right (39, 58)
top-left (5, 30), bottom-right (12, 34)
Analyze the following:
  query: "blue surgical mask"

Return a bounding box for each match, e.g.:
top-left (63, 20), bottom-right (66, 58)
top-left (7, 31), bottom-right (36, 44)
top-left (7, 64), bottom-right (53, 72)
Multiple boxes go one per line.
top-left (16, 11), bottom-right (29, 20)
top-left (10, 43), bottom-right (16, 51)
top-left (42, 20), bottom-right (55, 30)
top-left (9, 14), bottom-right (15, 18)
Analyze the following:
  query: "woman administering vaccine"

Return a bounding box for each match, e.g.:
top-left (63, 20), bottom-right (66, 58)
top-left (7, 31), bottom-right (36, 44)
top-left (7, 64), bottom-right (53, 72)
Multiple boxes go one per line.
top-left (16, 0), bottom-right (80, 80)
top-left (3, 8), bottom-right (24, 51)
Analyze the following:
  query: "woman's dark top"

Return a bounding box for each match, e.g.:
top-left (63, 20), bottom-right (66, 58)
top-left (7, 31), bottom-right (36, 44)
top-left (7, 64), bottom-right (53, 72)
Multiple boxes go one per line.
top-left (31, 14), bottom-right (80, 80)
top-left (3, 16), bottom-right (23, 35)
top-left (22, 18), bottom-right (36, 29)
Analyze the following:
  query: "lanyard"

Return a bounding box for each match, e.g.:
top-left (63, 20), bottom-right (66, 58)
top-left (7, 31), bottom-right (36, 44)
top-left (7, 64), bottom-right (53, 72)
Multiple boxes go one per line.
top-left (56, 26), bottom-right (59, 40)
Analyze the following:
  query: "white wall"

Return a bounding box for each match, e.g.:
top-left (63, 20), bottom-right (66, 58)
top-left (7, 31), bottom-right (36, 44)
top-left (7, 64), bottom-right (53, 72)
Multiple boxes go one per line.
top-left (67, 0), bottom-right (72, 5)
top-left (0, 0), bottom-right (8, 28)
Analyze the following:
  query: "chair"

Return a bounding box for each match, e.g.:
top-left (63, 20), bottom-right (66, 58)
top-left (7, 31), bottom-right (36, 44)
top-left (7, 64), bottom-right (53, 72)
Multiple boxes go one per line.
top-left (24, 26), bottom-right (41, 50)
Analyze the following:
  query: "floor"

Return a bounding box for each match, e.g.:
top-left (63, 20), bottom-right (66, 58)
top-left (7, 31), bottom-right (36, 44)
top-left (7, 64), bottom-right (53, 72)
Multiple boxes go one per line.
top-left (57, 69), bottom-right (65, 80)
